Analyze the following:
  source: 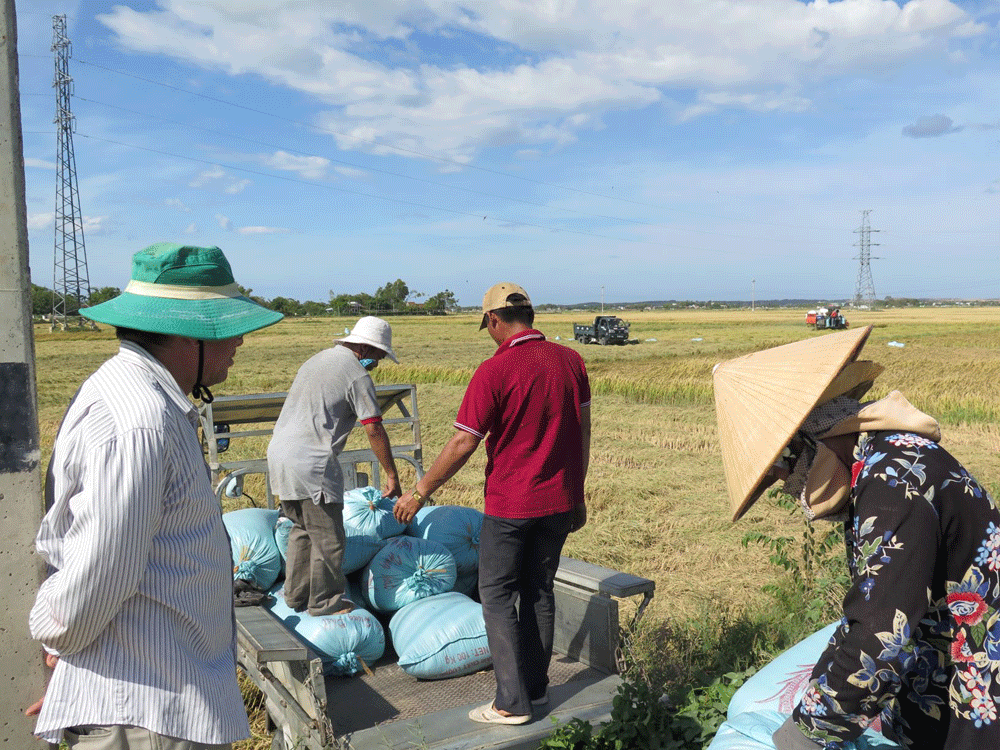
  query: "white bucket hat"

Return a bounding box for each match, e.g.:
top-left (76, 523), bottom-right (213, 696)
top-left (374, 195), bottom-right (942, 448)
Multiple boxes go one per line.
top-left (336, 316), bottom-right (399, 363)
top-left (713, 326), bottom-right (881, 521)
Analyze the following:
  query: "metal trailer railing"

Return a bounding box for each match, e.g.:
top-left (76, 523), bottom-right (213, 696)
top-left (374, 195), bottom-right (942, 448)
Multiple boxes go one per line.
top-left (198, 384), bottom-right (424, 507)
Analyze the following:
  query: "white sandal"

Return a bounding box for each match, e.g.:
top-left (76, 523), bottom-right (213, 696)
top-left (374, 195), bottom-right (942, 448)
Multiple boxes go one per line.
top-left (468, 703), bottom-right (530, 725)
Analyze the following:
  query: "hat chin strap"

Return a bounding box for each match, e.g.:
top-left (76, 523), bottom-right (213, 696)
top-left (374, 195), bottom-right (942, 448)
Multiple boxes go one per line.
top-left (191, 340), bottom-right (214, 403)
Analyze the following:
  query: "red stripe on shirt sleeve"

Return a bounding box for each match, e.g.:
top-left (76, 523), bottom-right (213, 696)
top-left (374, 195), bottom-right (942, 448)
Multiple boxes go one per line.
top-left (360, 415), bottom-right (383, 425)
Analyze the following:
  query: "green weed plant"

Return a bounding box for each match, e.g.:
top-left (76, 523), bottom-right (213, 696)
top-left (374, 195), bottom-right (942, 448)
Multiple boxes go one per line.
top-left (742, 491), bottom-right (850, 631)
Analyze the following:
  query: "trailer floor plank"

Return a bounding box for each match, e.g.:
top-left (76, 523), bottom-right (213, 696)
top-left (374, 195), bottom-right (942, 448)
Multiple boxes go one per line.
top-left (331, 656), bottom-right (619, 750)
top-left (327, 651), bottom-right (603, 736)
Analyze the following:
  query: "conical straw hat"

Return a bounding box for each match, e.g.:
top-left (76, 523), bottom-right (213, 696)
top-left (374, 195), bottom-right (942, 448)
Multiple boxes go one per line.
top-left (713, 326), bottom-right (874, 521)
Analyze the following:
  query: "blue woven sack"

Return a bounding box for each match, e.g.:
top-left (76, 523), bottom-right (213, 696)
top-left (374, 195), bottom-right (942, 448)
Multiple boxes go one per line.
top-left (223, 508), bottom-right (282, 591)
top-left (344, 486), bottom-right (407, 539)
top-left (452, 569), bottom-right (479, 598)
top-left (267, 584), bottom-right (385, 676)
top-left (727, 622), bottom-right (838, 718)
top-left (407, 505), bottom-right (482, 575)
top-left (707, 622), bottom-right (901, 750)
top-left (344, 531), bottom-right (385, 575)
top-left (390, 592), bottom-right (491, 679)
top-left (274, 514), bottom-right (292, 561)
top-left (344, 576), bottom-right (366, 609)
top-left (273, 512), bottom-right (383, 575)
top-left (362, 536), bottom-right (456, 612)
top-left (707, 709), bottom-right (900, 750)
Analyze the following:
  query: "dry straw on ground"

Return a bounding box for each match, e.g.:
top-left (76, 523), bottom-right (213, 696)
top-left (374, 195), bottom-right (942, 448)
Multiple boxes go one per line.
top-left (30, 306), bottom-right (1000, 748)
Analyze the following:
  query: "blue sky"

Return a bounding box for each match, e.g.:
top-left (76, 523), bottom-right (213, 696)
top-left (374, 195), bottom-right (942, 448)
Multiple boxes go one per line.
top-left (14, 0), bottom-right (1000, 306)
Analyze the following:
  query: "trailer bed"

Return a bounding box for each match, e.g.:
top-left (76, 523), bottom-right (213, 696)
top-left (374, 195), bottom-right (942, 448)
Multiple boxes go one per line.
top-left (331, 651), bottom-right (617, 750)
top-left (240, 556), bottom-right (654, 750)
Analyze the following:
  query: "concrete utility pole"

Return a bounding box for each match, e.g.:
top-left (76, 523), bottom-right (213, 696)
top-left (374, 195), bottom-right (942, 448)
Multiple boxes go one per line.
top-left (0, 0), bottom-right (49, 744)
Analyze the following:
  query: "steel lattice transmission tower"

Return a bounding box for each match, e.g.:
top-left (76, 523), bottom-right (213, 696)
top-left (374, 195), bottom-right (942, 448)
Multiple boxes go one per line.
top-left (50, 14), bottom-right (94, 331)
top-left (852, 209), bottom-right (880, 310)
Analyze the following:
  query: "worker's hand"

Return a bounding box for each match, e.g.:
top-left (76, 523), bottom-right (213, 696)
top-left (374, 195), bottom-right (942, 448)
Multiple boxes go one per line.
top-left (382, 474), bottom-right (402, 500)
top-left (393, 490), bottom-right (424, 525)
top-left (25, 652), bottom-right (58, 716)
top-left (569, 502), bottom-right (587, 533)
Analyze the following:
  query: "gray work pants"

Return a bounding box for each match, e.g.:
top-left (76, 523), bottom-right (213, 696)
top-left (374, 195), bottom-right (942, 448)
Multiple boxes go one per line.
top-left (281, 497), bottom-right (350, 615)
top-left (63, 725), bottom-right (230, 750)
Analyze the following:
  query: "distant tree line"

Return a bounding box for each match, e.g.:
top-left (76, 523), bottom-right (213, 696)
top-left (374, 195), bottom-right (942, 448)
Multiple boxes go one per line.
top-left (30, 277), bottom-right (458, 319)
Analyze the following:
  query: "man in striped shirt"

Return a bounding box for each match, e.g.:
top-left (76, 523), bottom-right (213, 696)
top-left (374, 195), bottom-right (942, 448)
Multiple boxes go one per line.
top-left (27, 244), bottom-right (282, 749)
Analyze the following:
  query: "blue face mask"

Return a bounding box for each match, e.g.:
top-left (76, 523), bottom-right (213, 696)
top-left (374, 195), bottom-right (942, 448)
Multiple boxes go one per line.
top-left (359, 358), bottom-right (378, 371)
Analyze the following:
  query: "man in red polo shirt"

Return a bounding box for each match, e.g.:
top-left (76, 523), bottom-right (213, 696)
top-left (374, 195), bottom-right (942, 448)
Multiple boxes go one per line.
top-left (394, 282), bottom-right (591, 725)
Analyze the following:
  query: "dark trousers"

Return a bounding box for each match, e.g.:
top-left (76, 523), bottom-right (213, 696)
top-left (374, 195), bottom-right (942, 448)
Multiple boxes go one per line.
top-left (478, 511), bottom-right (573, 716)
top-left (281, 497), bottom-right (350, 616)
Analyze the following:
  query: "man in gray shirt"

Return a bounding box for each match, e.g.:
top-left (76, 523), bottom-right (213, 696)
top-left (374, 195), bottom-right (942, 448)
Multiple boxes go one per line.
top-left (267, 317), bottom-right (401, 615)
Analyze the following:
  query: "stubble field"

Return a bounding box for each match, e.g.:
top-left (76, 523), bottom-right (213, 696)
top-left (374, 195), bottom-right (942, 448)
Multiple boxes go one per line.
top-left (31, 306), bottom-right (1000, 738)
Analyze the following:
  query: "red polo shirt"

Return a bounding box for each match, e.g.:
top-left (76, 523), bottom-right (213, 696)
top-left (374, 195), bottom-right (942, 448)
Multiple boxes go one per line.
top-left (454, 329), bottom-right (590, 519)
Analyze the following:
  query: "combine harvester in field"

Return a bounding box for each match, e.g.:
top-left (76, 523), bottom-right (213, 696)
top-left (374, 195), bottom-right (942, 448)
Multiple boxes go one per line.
top-left (804, 306), bottom-right (848, 330)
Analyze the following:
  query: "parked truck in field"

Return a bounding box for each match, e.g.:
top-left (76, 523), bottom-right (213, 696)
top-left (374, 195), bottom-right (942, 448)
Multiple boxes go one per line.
top-left (199, 386), bottom-right (655, 750)
top-left (573, 315), bottom-right (633, 345)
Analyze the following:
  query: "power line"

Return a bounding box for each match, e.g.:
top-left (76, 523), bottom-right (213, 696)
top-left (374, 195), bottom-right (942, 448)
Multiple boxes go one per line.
top-left (74, 94), bottom-right (853, 249)
top-left (70, 55), bottom-right (864, 234)
top-left (27, 54), bottom-right (997, 245)
top-left (74, 131), bottom-right (737, 256)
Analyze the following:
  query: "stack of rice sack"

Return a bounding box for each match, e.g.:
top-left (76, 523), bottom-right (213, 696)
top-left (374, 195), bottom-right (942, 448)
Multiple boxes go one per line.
top-left (222, 487), bottom-right (490, 681)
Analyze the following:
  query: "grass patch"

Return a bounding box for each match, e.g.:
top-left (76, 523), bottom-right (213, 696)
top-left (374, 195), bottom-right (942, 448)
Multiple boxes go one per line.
top-left (28, 306), bottom-right (1000, 748)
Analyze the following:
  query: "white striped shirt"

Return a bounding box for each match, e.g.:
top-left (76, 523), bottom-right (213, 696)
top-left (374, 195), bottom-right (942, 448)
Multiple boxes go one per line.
top-left (30, 341), bottom-right (249, 744)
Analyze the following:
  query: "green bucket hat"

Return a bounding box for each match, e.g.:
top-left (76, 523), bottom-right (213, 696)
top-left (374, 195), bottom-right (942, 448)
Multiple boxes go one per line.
top-left (80, 243), bottom-right (283, 339)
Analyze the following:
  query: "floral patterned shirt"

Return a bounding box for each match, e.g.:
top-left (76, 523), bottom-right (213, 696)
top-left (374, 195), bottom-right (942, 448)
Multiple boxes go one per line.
top-left (793, 430), bottom-right (1000, 749)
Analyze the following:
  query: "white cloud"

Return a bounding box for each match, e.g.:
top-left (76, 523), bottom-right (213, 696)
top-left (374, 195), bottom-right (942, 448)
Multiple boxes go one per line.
top-left (184, 222), bottom-right (197, 234)
top-left (190, 166), bottom-right (226, 187)
top-left (98, 1), bottom-right (987, 164)
top-left (82, 216), bottom-right (109, 235)
top-left (216, 214), bottom-right (234, 231)
top-left (264, 151), bottom-right (330, 180)
top-left (24, 158), bottom-right (57, 170)
top-left (334, 165), bottom-right (367, 179)
top-left (27, 214), bottom-right (107, 233)
top-left (225, 179), bottom-right (252, 194)
top-left (237, 226), bottom-right (290, 235)
top-left (165, 197), bottom-right (191, 212)
top-left (190, 166), bottom-right (251, 193)
top-left (28, 212), bottom-right (53, 230)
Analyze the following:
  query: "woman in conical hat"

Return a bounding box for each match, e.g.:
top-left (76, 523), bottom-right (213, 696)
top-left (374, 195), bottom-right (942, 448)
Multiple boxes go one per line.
top-left (713, 327), bottom-right (1000, 750)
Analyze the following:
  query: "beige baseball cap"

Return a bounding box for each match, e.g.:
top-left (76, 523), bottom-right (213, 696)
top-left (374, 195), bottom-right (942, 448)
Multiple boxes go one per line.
top-left (713, 326), bottom-right (880, 521)
top-left (479, 282), bottom-right (532, 330)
